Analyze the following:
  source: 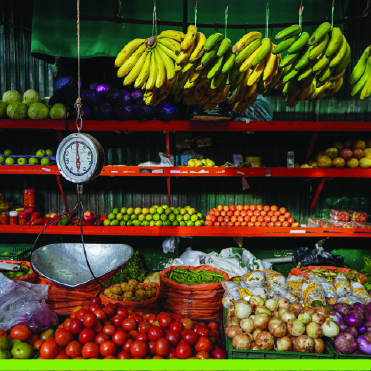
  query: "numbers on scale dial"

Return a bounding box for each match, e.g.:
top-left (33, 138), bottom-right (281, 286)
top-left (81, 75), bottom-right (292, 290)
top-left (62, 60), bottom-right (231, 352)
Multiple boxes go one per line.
top-left (63, 140), bottom-right (94, 177)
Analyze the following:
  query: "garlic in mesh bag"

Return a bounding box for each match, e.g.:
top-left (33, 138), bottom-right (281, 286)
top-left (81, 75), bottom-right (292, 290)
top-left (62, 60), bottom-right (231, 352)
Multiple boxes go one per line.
top-left (241, 270), bottom-right (265, 285)
top-left (269, 282), bottom-right (298, 303)
top-left (337, 296), bottom-right (359, 305)
top-left (238, 282), bottom-right (269, 301)
top-left (351, 282), bottom-right (371, 304)
top-left (334, 272), bottom-right (352, 297)
top-left (302, 273), bottom-right (325, 306)
top-left (265, 269), bottom-right (286, 288)
top-left (311, 274), bottom-right (337, 300)
top-left (286, 275), bottom-right (307, 298)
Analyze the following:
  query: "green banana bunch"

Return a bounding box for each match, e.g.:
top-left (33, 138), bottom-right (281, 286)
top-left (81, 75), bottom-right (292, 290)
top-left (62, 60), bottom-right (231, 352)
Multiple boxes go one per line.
top-left (350, 47), bottom-right (371, 98)
top-left (349, 46), bottom-right (371, 85)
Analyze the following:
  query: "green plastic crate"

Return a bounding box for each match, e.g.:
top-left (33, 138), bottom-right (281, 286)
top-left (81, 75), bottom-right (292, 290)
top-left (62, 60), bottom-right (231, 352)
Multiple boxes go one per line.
top-left (0, 244), bottom-right (33, 261)
top-left (326, 339), bottom-right (371, 359)
top-left (223, 307), bottom-right (334, 359)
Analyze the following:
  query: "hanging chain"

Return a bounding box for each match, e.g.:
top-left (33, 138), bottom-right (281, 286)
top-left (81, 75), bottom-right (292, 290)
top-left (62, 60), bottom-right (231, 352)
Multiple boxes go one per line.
top-left (265, 0), bottom-right (269, 38)
top-left (195, 0), bottom-right (198, 27)
top-left (299, 0), bottom-right (304, 27)
top-left (225, 0), bottom-right (228, 38)
top-left (331, 0), bottom-right (335, 28)
top-left (74, 0), bottom-right (83, 133)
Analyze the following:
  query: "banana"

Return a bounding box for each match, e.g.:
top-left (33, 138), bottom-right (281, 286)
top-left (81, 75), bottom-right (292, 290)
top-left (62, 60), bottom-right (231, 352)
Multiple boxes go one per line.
top-left (269, 63), bottom-right (284, 89)
top-left (280, 51), bottom-right (301, 68)
top-left (332, 42), bottom-right (351, 78)
top-left (134, 52), bottom-right (152, 88)
top-left (182, 61), bottom-right (194, 74)
top-left (308, 22), bottom-right (331, 46)
top-left (207, 54), bottom-right (225, 80)
top-left (211, 71), bottom-right (228, 90)
top-left (273, 36), bottom-right (299, 55)
top-left (189, 32), bottom-right (206, 62)
top-left (154, 49), bottom-right (166, 89)
top-left (230, 71), bottom-right (246, 91)
top-left (157, 47), bottom-right (176, 81)
top-left (256, 75), bottom-right (266, 94)
top-left (239, 46), bottom-right (260, 72)
top-left (283, 68), bottom-right (299, 84)
top-left (157, 38), bottom-right (180, 55)
top-left (294, 47), bottom-right (312, 71)
top-left (227, 65), bottom-right (240, 85)
top-left (232, 32), bottom-right (262, 54)
top-left (287, 32), bottom-right (310, 54)
top-left (329, 36), bottom-right (347, 68)
top-left (349, 46), bottom-right (371, 85)
top-left (166, 79), bottom-right (174, 96)
top-left (317, 64), bottom-right (332, 83)
top-left (235, 39), bottom-right (261, 65)
top-left (221, 47), bottom-right (235, 73)
top-left (189, 68), bottom-right (201, 83)
top-left (263, 44), bottom-right (276, 82)
top-left (325, 27), bottom-right (343, 57)
top-left (297, 61), bottom-right (315, 81)
top-left (204, 33), bottom-right (224, 51)
top-left (115, 39), bottom-right (145, 67)
top-left (156, 43), bottom-right (178, 61)
top-left (180, 25), bottom-right (197, 51)
top-left (360, 68), bottom-right (371, 100)
top-left (123, 50), bottom-right (148, 85)
top-left (176, 43), bottom-right (195, 65)
top-left (117, 44), bottom-right (146, 78)
top-left (248, 57), bottom-right (266, 85)
top-left (351, 57), bottom-right (371, 96)
top-left (252, 38), bottom-right (272, 67)
top-left (329, 76), bottom-right (343, 94)
top-left (217, 38), bottom-right (231, 57)
top-left (201, 47), bottom-right (218, 66)
top-left (313, 54), bottom-right (331, 72)
top-left (275, 25), bottom-right (302, 41)
top-left (146, 52), bottom-right (158, 91)
top-left (200, 62), bottom-right (213, 80)
top-left (297, 84), bottom-right (313, 101)
top-left (309, 32), bottom-right (330, 60)
top-left (158, 30), bottom-right (184, 43)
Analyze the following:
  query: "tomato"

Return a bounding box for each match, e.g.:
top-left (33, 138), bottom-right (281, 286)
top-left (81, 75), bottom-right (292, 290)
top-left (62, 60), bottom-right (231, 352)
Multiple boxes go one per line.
top-left (291, 222), bottom-right (299, 227)
top-left (94, 332), bottom-right (110, 345)
top-left (165, 331), bottom-right (180, 346)
top-left (138, 321), bottom-right (151, 333)
top-left (55, 328), bottom-right (73, 347)
top-left (82, 342), bottom-right (99, 359)
top-left (214, 211), bottom-right (221, 217)
top-left (117, 350), bottom-right (132, 359)
top-left (268, 222), bottom-right (275, 227)
top-left (217, 205), bottom-right (223, 211)
top-left (253, 210), bottom-right (261, 216)
top-left (247, 222), bottom-right (255, 227)
top-left (129, 313), bottom-right (143, 324)
top-left (288, 217), bottom-right (295, 224)
top-left (175, 341), bottom-right (192, 359)
top-left (274, 211), bottom-right (281, 217)
top-left (241, 222), bottom-right (247, 226)
top-left (110, 328), bottom-right (126, 347)
top-left (234, 211), bottom-right (240, 217)
top-left (207, 322), bottom-right (219, 330)
top-left (209, 329), bottom-right (219, 337)
top-left (148, 340), bottom-right (156, 356)
top-left (214, 222), bottom-right (221, 227)
top-left (278, 215), bottom-right (285, 222)
top-left (196, 327), bottom-right (209, 337)
top-left (28, 334), bottom-right (39, 346)
top-left (100, 340), bottom-right (116, 357)
top-left (103, 325), bottom-right (116, 337)
top-left (250, 216), bottom-right (257, 223)
top-left (83, 312), bottom-right (98, 329)
top-left (275, 222), bottom-right (282, 227)
top-left (221, 211), bottom-right (226, 217)
top-left (263, 205), bottom-right (270, 212)
top-left (78, 328), bottom-right (95, 344)
top-left (65, 340), bottom-right (82, 358)
top-left (63, 318), bottom-right (71, 330)
top-left (182, 329), bottom-right (198, 345)
top-left (123, 339), bottom-right (134, 352)
top-left (89, 304), bottom-right (101, 312)
top-left (148, 325), bottom-right (164, 341)
top-left (55, 354), bottom-right (70, 359)
top-left (284, 212), bottom-right (291, 219)
top-left (194, 336), bottom-right (212, 352)
top-left (57, 347), bottom-right (66, 355)
top-left (92, 321), bottom-right (103, 333)
top-left (223, 205), bottom-right (229, 212)
top-left (230, 216), bottom-right (237, 223)
top-left (130, 340), bottom-right (148, 358)
top-left (283, 221), bottom-right (290, 227)
top-left (10, 325), bottom-right (31, 341)
top-left (122, 318), bottom-right (136, 332)
top-left (33, 339), bottom-right (44, 350)
top-left (229, 205), bottom-right (236, 212)
top-left (271, 205), bottom-right (278, 211)
top-left (94, 309), bottom-right (107, 322)
top-left (212, 348), bottom-right (226, 359)
top-left (90, 297), bottom-right (102, 306)
top-left (155, 338), bottom-right (170, 357)
top-left (210, 216), bottom-right (217, 223)
top-left (224, 217), bottom-right (230, 223)
top-left (45, 337), bottom-right (56, 344)
top-left (128, 329), bottom-right (139, 339)
top-left (69, 318), bottom-right (83, 335)
top-left (264, 216), bottom-right (271, 222)
top-left (180, 318), bottom-right (194, 330)
top-left (103, 306), bottom-right (115, 319)
top-left (271, 216), bottom-right (278, 223)
top-left (104, 355), bottom-right (116, 359)
top-left (134, 332), bottom-right (147, 342)
top-left (279, 207), bottom-right (286, 214)
top-left (116, 308), bottom-right (129, 319)
top-left (40, 340), bottom-right (59, 359)
top-left (196, 351), bottom-right (209, 359)
top-left (75, 308), bottom-right (88, 321)
top-left (169, 321), bottom-right (183, 333)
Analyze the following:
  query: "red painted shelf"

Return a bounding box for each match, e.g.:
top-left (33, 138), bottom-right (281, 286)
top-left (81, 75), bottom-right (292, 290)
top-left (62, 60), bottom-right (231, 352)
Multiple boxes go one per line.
top-left (1, 166), bottom-right (371, 178)
top-left (0, 225), bottom-right (370, 237)
top-left (0, 119), bottom-right (370, 132)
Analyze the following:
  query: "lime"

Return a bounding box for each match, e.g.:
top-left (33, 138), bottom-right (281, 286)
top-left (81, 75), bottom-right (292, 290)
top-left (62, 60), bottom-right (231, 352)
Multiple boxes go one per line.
top-left (152, 205), bottom-right (159, 209)
top-left (155, 220), bottom-right (163, 226)
top-left (149, 207), bottom-right (157, 214)
top-left (168, 213), bottom-right (176, 221)
top-left (187, 221), bottom-right (195, 226)
top-left (149, 221), bottom-right (156, 226)
top-left (188, 208), bottom-right (196, 215)
top-left (146, 214), bottom-right (153, 221)
top-left (173, 208), bottom-right (180, 215)
top-left (132, 220), bottom-right (141, 226)
top-left (165, 208), bottom-right (172, 216)
top-left (123, 214), bottom-right (130, 222)
top-left (191, 214), bottom-right (198, 222)
top-left (141, 220), bottom-right (150, 226)
top-left (163, 220), bottom-right (171, 226)
top-left (177, 206), bottom-right (182, 209)
top-left (172, 221), bottom-right (179, 226)
top-left (195, 220), bottom-right (203, 227)
top-left (185, 206), bottom-right (191, 210)
top-left (108, 213), bottom-right (116, 220)
top-left (28, 269), bottom-right (33, 274)
top-left (157, 207), bottom-right (164, 215)
top-left (176, 215), bottom-right (184, 222)
top-left (311, 300), bottom-right (323, 307)
top-left (21, 266), bottom-right (29, 273)
top-left (135, 207), bottom-right (142, 215)
top-left (179, 221), bottom-right (186, 226)
top-left (170, 207), bottom-right (175, 210)
top-left (142, 208), bottom-right (150, 215)
top-left (110, 220), bottom-right (119, 226)
top-left (113, 208), bottom-right (119, 214)
top-left (161, 205), bottom-right (169, 209)
top-left (1, 252), bottom-right (11, 255)
top-left (184, 214), bottom-right (191, 221)
top-left (127, 208), bottom-right (134, 215)
top-left (153, 213), bottom-right (160, 221)
top-left (120, 221), bottom-right (126, 226)
top-left (126, 220), bottom-right (133, 226)
top-left (180, 208), bottom-right (186, 215)
top-left (6, 272), bottom-right (15, 279)
top-left (120, 207), bottom-right (127, 214)
top-left (160, 214), bottom-right (168, 221)
top-left (197, 212), bottom-right (203, 219)
top-left (131, 214), bottom-right (138, 221)
top-left (15, 272), bottom-right (24, 277)
top-left (116, 213), bottom-right (123, 221)
top-left (103, 219), bottom-right (110, 226)
top-left (138, 214), bottom-right (145, 222)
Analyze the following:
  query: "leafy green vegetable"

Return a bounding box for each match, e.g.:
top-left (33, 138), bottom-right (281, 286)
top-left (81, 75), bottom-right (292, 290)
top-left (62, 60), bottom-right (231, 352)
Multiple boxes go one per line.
top-left (361, 256), bottom-right (371, 291)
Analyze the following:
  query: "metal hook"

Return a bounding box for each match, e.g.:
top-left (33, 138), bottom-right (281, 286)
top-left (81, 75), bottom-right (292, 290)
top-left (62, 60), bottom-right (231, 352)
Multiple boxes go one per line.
top-left (215, 21), bottom-right (219, 31)
top-left (157, 18), bottom-right (161, 33)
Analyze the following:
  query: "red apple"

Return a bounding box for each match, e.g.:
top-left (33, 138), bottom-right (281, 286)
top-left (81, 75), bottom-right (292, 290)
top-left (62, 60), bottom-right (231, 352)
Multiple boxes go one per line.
top-left (353, 148), bottom-right (365, 159)
top-left (340, 149), bottom-right (353, 160)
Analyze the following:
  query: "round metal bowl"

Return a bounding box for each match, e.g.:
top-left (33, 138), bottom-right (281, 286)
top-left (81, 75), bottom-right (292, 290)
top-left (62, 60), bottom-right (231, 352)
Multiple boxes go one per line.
top-left (31, 243), bottom-right (133, 289)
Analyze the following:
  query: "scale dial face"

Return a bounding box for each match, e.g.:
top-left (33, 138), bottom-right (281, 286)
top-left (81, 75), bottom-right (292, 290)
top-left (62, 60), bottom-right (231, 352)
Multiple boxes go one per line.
top-left (56, 133), bottom-right (104, 183)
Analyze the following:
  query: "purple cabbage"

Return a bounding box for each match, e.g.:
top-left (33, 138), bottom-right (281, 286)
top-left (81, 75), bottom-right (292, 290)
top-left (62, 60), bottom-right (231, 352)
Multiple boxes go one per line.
top-left (114, 101), bottom-right (135, 120)
top-left (72, 105), bottom-right (91, 120)
top-left (334, 303), bottom-right (352, 317)
top-left (365, 312), bottom-right (371, 323)
top-left (81, 89), bottom-right (100, 105)
top-left (334, 333), bottom-right (358, 354)
top-left (367, 302), bottom-right (371, 312)
top-left (131, 90), bottom-right (144, 104)
top-left (135, 103), bottom-right (155, 120)
top-left (358, 325), bottom-right (366, 335)
top-left (105, 89), bottom-right (123, 104)
top-left (122, 90), bottom-right (132, 102)
top-left (93, 101), bottom-right (113, 120)
top-left (95, 84), bottom-right (111, 98)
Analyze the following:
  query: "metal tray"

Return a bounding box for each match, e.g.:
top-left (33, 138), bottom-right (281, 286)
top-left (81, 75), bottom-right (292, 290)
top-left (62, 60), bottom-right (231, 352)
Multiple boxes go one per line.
top-left (31, 243), bottom-right (133, 289)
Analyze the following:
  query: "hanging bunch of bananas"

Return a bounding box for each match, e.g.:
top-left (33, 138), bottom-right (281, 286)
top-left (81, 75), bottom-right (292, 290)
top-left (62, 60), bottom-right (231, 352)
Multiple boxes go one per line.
top-left (114, 30), bottom-right (185, 106)
top-left (273, 22), bottom-right (350, 107)
top-left (349, 46), bottom-right (371, 100)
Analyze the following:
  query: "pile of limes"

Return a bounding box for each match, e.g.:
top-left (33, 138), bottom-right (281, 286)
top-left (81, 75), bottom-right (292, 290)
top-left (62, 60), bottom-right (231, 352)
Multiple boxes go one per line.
top-left (104, 205), bottom-right (204, 227)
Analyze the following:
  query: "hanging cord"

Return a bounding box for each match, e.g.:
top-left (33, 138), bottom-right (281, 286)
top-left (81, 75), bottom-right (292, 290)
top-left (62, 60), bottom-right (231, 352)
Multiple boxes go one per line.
top-left (331, 0), bottom-right (335, 28)
top-left (225, 0), bottom-right (228, 38)
top-left (299, 0), bottom-right (304, 27)
top-left (115, 0), bottom-right (124, 28)
top-left (152, 0), bottom-right (157, 36)
top-left (265, 0), bottom-right (269, 38)
top-left (74, 0), bottom-right (83, 133)
top-left (195, 0), bottom-right (198, 27)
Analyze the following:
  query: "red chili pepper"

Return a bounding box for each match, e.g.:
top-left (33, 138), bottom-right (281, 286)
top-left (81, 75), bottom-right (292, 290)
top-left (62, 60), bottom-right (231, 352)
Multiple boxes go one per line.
top-left (26, 220), bottom-right (32, 226)
top-left (100, 215), bottom-right (108, 221)
top-left (30, 212), bottom-right (40, 222)
top-left (43, 217), bottom-right (52, 225)
top-left (32, 218), bottom-right (45, 225)
top-left (72, 218), bottom-right (79, 224)
top-left (82, 221), bottom-right (94, 226)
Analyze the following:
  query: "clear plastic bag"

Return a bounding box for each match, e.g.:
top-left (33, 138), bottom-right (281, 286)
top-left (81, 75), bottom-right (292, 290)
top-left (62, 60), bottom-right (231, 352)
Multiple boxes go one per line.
top-left (302, 274), bottom-right (326, 306)
top-left (138, 152), bottom-right (174, 167)
top-left (241, 270), bottom-right (265, 284)
top-left (286, 275), bottom-right (307, 298)
top-left (351, 282), bottom-right (371, 304)
top-left (335, 272), bottom-right (352, 297)
top-left (0, 273), bottom-right (58, 332)
top-left (238, 282), bottom-right (269, 301)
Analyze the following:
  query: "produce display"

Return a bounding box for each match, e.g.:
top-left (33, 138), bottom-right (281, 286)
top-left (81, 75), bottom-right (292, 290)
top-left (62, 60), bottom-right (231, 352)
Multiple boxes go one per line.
top-left (103, 280), bottom-right (157, 302)
top-left (0, 148), bottom-right (54, 166)
top-left (311, 218), bottom-right (371, 229)
top-left (187, 158), bottom-right (216, 167)
top-left (105, 205), bottom-right (204, 227)
top-left (330, 209), bottom-right (368, 223)
top-left (349, 45), bottom-right (371, 100)
top-left (361, 256), bottom-right (371, 291)
top-left (294, 267), bottom-right (364, 284)
top-left (206, 204), bottom-right (299, 227)
top-left (301, 139), bottom-right (371, 169)
top-left (165, 267), bottom-right (225, 285)
top-left (0, 264), bottom-right (32, 279)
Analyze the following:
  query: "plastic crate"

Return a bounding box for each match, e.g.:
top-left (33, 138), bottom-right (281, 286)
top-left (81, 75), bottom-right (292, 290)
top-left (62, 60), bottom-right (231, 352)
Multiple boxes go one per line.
top-left (223, 307), bottom-right (334, 359)
top-left (326, 339), bottom-right (371, 359)
top-left (0, 244), bottom-right (33, 261)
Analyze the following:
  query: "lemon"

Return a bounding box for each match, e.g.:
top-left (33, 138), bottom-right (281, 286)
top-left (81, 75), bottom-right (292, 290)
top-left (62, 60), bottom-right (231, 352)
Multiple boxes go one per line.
top-left (157, 207), bottom-right (164, 215)
top-left (108, 213), bottom-right (115, 220)
top-left (132, 220), bottom-right (141, 226)
top-left (103, 219), bottom-right (110, 226)
top-left (120, 207), bottom-right (127, 214)
top-left (145, 214), bottom-right (153, 221)
top-left (130, 214), bottom-right (138, 221)
top-left (113, 208), bottom-right (119, 214)
top-left (187, 221), bottom-right (195, 226)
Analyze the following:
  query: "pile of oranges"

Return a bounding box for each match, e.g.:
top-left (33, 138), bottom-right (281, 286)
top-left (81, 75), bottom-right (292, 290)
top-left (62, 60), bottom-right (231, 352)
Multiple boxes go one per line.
top-left (205, 205), bottom-right (299, 227)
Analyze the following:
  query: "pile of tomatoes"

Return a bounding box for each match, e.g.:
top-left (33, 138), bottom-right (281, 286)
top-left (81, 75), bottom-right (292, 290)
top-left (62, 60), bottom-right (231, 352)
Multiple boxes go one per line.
top-left (205, 205), bottom-right (299, 228)
top-left (35, 297), bottom-right (226, 359)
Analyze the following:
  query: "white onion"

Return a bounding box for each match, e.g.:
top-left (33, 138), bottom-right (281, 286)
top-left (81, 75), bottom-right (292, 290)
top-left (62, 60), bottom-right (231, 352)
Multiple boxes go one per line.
top-left (268, 318), bottom-right (287, 338)
top-left (306, 321), bottom-right (323, 339)
top-left (255, 306), bottom-right (272, 316)
top-left (226, 317), bottom-right (240, 327)
top-left (227, 306), bottom-right (235, 317)
top-left (321, 319), bottom-right (339, 338)
top-left (290, 303), bottom-right (303, 316)
top-left (265, 299), bottom-right (279, 312)
top-left (278, 308), bottom-right (288, 317)
top-left (293, 335), bottom-right (314, 353)
top-left (275, 336), bottom-right (292, 351)
top-left (232, 334), bottom-right (251, 350)
top-left (240, 318), bottom-right (255, 333)
top-left (314, 306), bottom-right (329, 318)
top-left (312, 312), bottom-right (326, 326)
top-left (254, 313), bottom-right (271, 330)
top-left (287, 319), bottom-right (306, 336)
top-left (280, 310), bottom-right (296, 323)
top-left (278, 298), bottom-right (290, 309)
top-left (253, 329), bottom-right (262, 341)
top-left (303, 307), bottom-right (316, 316)
top-left (235, 302), bottom-right (253, 319)
top-left (273, 311), bottom-right (280, 318)
top-left (249, 295), bottom-right (265, 308)
top-left (298, 312), bottom-right (311, 324)
top-left (250, 342), bottom-right (261, 350)
top-left (314, 338), bottom-right (325, 354)
top-left (249, 315), bottom-right (255, 321)
top-left (225, 325), bottom-right (243, 338)
top-left (255, 331), bottom-right (275, 350)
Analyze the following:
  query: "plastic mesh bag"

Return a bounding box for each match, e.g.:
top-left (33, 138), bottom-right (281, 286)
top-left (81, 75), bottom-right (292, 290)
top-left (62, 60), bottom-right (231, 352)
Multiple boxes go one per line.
top-left (334, 272), bottom-right (352, 297)
top-left (302, 273), bottom-right (326, 306)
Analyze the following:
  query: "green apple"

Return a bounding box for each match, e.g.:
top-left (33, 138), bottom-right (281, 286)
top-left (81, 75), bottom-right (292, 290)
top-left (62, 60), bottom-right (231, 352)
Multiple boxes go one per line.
top-left (107, 212), bottom-right (116, 220)
top-left (0, 156), bottom-right (5, 163)
top-left (45, 149), bottom-right (54, 156)
top-left (11, 342), bottom-right (34, 359)
top-left (116, 213), bottom-right (123, 221)
top-left (194, 160), bottom-right (203, 167)
top-left (35, 149), bottom-right (46, 157)
top-left (120, 207), bottom-right (127, 214)
top-left (134, 207), bottom-right (142, 215)
top-left (17, 157), bottom-right (27, 165)
top-left (40, 158), bottom-right (50, 166)
top-left (4, 149), bottom-right (13, 156)
top-left (28, 157), bottom-right (39, 165)
top-left (5, 157), bottom-right (15, 165)
top-left (0, 349), bottom-right (11, 359)
top-left (103, 219), bottom-right (110, 226)
top-left (112, 208), bottom-right (119, 214)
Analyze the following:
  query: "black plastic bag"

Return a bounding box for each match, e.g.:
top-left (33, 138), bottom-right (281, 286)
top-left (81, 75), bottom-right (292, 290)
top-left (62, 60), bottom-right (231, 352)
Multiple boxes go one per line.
top-left (293, 245), bottom-right (344, 267)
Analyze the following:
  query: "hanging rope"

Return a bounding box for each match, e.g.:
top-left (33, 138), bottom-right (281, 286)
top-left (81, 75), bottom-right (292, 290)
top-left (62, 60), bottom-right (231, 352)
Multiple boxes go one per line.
top-left (74, 0), bottom-right (83, 132)
top-left (265, 0), bottom-right (269, 38)
top-left (299, 0), bottom-right (304, 27)
top-left (195, 0), bottom-right (198, 27)
top-left (152, 0), bottom-right (157, 36)
top-left (225, 0), bottom-right (228, 38)
top-left (331, 0), bottom-right (335, 28)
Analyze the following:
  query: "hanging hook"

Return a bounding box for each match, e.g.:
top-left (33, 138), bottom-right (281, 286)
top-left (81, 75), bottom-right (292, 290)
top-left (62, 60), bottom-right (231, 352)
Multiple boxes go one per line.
top-left (194, 0), bottom-right (198, 27)
top-left (215, 21), bottom-right (219, 32)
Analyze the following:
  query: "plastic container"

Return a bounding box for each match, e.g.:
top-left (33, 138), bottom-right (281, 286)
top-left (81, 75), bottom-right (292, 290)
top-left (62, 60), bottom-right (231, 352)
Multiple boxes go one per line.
top-left (0, 212), bottom-right (9, 225)
top-left (27, 189), bottom-right (35, 207)
top-left (0, 244), bottom-right (33, 261)
top-left (349, 210), bottom-right (368, 223)
top-left (18, 212), bottom-right (28, 225)
top-left (326, 339), bottom-right (371, 359)
top-left (23, 189), bottom-right (29, 207)
top-left (330, 209), bottom-right (350, 222)
top-left (9, 211), bottom-right (19, 225)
